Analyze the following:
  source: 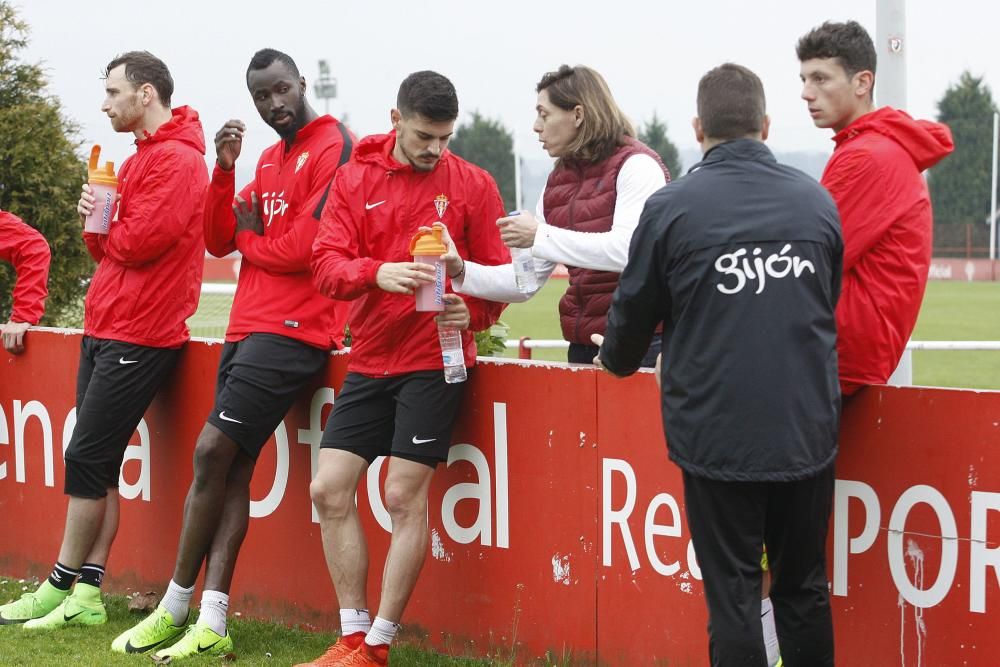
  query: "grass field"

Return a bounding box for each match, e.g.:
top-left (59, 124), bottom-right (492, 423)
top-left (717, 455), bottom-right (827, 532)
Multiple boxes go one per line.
top-left (909, 281), bottom-right (1000, 389)
top-left (498, 279), bottom-right (1000, 388)
top-left (191, 280), bottom-right (1000, 386)
top-left (0, 578), bottom-right (494, 667)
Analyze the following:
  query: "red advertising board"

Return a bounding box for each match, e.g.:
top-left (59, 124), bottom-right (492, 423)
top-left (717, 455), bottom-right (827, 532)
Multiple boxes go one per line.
top-left (2, 331), bottom-right (1000, 665)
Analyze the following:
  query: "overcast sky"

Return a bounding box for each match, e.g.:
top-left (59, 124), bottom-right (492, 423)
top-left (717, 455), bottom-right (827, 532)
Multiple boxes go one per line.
top-left (14, 0), bottom-right (999, 174)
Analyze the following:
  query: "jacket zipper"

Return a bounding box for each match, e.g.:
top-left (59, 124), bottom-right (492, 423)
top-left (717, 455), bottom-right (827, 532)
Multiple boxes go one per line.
top-left (567, 188), bottom-right (585, 344)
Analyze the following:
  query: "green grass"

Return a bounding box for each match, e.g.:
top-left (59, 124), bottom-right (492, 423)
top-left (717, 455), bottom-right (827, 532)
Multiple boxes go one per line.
top-left (189, 281), bottom-right (570, 360)
top-left (189, 291), bottom-right (234, 340)
top-left (0, 578), bottom-right (491, 667)
top-left (496, 279), bottom-right (1000, 389)
top-left (190, 280), bottom-right (1000, 389)
top-left (495, 280), bottom-right (565, 362)
top-left (910, 281), bottom-right (1000, 390)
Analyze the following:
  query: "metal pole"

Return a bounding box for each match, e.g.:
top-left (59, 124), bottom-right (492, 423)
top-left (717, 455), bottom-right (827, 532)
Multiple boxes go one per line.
top-left (876, 0), bottom-right (907, 109)
top-left (991, 111), bottom-right (998, 261)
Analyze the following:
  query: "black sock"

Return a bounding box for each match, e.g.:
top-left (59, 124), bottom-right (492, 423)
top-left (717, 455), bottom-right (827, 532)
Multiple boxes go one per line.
top-left (78, 563), bottom-right (106, 588)
top-left (47, 562), bottom-right (79, 591)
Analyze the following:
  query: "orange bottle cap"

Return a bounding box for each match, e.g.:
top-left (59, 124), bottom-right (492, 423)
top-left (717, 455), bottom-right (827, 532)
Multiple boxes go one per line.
top-left (410, 226), bottom-right (447, 256)
top-left (87, 145), bottom-right (118, 187)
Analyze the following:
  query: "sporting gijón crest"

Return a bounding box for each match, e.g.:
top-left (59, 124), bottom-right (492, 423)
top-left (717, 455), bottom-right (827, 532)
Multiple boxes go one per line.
top-left (295, 151), bottom-right (309, 173)
top-left (434, 194), bottom-right (449, 219)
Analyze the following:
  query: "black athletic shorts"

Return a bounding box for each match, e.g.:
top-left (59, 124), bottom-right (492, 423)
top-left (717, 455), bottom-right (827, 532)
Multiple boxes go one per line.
top-left (205, 333), bottom-right (327, 459)
top-left (63, 336), bottom-right (180, 498)
top-left (320, 370), bottom-right (467, 467)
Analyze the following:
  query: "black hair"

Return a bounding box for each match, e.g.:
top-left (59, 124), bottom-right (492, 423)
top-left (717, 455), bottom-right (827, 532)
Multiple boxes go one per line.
top-left (796, 20), bottom-right (877, 79)
top-left (246, 48), bottom-right (300, 84)
top-left (396, 71), bottom-right (458, 122)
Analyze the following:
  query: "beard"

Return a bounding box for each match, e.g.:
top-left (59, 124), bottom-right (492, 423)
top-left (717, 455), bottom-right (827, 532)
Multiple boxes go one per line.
top-left (110, 95), bottom-right (143, 133)
top-left (270, 98), bottom-right (308, 142)
top-left (398, 135), bottom-right (440, 172)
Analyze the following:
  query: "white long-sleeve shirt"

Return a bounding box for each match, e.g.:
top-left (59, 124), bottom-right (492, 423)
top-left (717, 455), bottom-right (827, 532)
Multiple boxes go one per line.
top-left (454, 153), bottom-right (666, 303)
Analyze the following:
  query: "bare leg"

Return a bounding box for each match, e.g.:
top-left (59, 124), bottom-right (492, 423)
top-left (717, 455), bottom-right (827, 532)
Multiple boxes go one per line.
top-left (202, 452), bottom-right (255, 593)
top-left (376, 457), bottom-right (435, 622)
top-left (56, 496), bottom-right (108, 569)
top-left (171, 424), bottom-right (242, 588)
top-left (310, 449), bottom-right (370, 609)
top-left (80, 488), bottom-right (120, 566)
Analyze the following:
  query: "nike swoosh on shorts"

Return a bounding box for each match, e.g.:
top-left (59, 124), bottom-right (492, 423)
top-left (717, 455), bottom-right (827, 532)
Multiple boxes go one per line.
top-left (412, 436), bottom-right (436, 445)
top-left (219, 411), bottom-right (243, 424)
top-left (119, 357), bottom-right (139, 365)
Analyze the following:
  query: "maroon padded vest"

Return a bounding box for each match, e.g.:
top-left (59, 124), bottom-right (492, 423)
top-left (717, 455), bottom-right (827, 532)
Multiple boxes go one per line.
top-left (542, 138), bottom-right (669, 344)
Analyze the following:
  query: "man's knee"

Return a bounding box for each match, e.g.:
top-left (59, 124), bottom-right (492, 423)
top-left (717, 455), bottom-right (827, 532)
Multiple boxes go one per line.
top-left (191, 427), bottom-right (239, 488)
top-left (309, 471), bottom-right (357, 520)
top-left (383, 480), bottom-right (428, 521)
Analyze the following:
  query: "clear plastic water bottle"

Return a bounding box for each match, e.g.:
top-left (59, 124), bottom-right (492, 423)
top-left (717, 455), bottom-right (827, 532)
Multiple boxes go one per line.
top-left (512, 247), bottom-right (537, 294)
top-left (506, 211), bottom-right (537, 294)
top-left (438, 324), bottom-right (467, 384)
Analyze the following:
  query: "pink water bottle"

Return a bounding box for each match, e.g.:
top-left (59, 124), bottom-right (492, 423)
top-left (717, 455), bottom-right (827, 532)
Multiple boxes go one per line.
top-left (84, 145), bottom-right (118, 235)
top-left (410, 226), bottom-right (447, 312)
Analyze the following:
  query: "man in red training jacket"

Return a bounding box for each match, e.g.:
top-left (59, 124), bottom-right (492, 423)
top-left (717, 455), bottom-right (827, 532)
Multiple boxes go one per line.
top-left (0, 51), bottom-right (208, 634)
top-left (799, 20), bottom-right (954, 395)
top-left (0, 209), bottom-right (50, 354)
top-left (300, 71), bottom-right (509, 667)
top-left (113, 48), bottom-right (354, 661)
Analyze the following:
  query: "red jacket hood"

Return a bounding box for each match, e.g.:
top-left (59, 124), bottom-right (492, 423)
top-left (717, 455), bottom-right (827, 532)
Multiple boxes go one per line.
top-left (139, 105), bottom-right (206, 155)
top-left (833, 106), bottom-right (953, 171)
top-left (354, 131), bottom-right (452, 172)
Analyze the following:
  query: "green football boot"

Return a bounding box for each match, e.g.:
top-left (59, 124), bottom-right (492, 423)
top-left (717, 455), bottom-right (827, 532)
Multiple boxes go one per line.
top-left (0, 581), bottom-right (68, 625)
top-left (111, 605), bottom-right (188, 654)
top-left (151, 622), bottom-right (233, 662)
top-left (23, 583), bottom-right (106, 630)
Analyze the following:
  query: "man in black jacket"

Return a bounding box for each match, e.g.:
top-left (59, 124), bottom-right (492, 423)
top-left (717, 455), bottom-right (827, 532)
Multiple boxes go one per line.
top-left (594, 63), bottom-right (842, 667)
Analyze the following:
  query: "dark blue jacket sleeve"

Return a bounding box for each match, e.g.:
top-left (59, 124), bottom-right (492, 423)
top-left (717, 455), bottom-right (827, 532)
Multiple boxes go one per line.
top-left (600, 198), bottom-right (670, 376)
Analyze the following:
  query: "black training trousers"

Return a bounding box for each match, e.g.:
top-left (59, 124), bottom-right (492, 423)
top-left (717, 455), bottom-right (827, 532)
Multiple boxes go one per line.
top-left (682, 465), bottom-right (836, 667)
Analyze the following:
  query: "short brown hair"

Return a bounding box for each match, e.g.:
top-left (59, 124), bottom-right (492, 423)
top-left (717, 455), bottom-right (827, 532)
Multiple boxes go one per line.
top-left (796, 21), bottom-right (876, 100)
top-left (105, 51), bottom-right (173, 108)
top-left (696, 63), bottom-right (766, 141)
top-left (796, 21), bottom-right (876, 79)
top-left (536, 65), bottom-right (633, 164)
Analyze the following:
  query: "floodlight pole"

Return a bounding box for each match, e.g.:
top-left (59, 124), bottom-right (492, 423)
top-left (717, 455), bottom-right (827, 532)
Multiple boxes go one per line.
top-left (991, 112), bottom-right (998, 261)
top-left (314, 60), bottom-right (338, 116)
top-left (879, 0), bottom-right (913, 385)
top-left (876, 0), bottom-right (907, 110)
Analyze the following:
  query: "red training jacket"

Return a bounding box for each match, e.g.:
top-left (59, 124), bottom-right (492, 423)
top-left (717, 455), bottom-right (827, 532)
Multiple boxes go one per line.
top-left (83, 106), bottom-right (208, 348)
top-left (0, 210), bottom-right (50, 325)
top-left (821, 107), bottom-right (954, 394)
top-left (204, 115), bottom-right (355, 350)
top-left (312, 131), bottom-right (510, 376)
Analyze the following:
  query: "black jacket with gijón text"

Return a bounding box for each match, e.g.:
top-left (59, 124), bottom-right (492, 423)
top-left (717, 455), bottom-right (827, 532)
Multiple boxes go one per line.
top-left (601, 139), bottom-right (843, 482)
